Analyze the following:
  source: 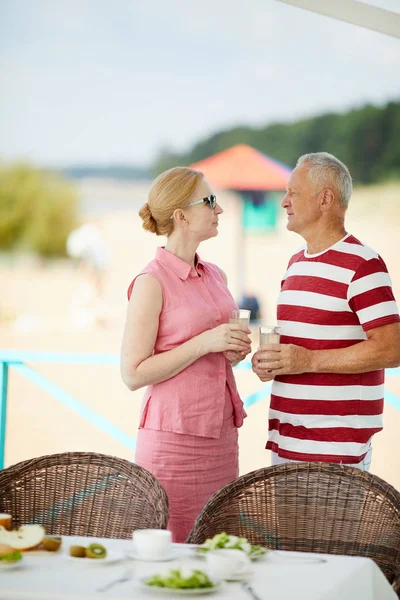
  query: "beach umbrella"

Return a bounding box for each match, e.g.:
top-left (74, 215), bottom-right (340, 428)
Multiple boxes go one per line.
top-left (189, 144), bottom-right (291, 191)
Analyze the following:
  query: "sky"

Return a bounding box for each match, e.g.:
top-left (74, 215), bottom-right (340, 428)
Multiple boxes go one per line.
top-left (0, 0), bottom-right (399, 167)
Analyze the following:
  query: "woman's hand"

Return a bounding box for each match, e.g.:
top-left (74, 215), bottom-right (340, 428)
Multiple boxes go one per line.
top-left (199, 323), bottom-right (252, 355)
top-left (224, 348), bottom-right (251, 365)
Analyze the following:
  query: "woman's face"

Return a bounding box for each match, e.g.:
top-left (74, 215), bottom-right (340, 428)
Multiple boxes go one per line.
top-left (185, 178), bottom-right (223, 242)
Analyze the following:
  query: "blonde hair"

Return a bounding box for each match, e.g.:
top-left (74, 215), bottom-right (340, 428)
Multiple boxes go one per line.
top-left (139, 167), bottom-right (204, 236)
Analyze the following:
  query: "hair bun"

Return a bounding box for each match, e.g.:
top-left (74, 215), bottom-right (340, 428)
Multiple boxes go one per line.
top-left (139, 202), bottom-right (158, 234)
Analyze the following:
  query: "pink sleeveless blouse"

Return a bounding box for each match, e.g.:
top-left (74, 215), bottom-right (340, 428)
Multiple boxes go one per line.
top-left (128, 247), bottom-right (247, 438)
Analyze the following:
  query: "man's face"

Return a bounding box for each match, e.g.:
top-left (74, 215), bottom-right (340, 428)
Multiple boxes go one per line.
top-left (281, 165), bottom-right (322, 237)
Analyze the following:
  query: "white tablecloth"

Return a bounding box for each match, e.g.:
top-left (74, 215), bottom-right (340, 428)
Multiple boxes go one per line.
top-left (0, 536), bottom-right (396, 600)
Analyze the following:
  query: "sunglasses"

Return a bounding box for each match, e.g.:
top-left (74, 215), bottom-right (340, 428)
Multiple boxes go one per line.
top-left (170, 194), bottom-right (217, 220)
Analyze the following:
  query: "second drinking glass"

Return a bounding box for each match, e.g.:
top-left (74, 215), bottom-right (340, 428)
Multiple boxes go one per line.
top-left (259, 325), bottom-right (280, 346)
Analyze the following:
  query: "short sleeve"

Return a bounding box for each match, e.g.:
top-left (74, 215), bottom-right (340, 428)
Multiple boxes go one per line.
top-left (348, 256), bottom-right (400, 331)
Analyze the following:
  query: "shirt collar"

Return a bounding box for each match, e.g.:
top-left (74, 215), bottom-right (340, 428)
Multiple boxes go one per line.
top-left (155, 247), bottom-right (204, 281)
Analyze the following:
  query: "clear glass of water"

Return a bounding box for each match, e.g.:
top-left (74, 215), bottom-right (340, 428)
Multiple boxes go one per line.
top-left (229, 309), bottom-right (251, 328)
top-left (259, 325), bottom-right (280, 346)
top-left (259, 325), bottom-right (280, 364)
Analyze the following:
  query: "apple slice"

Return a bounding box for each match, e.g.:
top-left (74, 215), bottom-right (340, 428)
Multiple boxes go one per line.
top-left (0, 543), bottom-right (15, 557)
top-left (0, 524), bottom-right (45, 551)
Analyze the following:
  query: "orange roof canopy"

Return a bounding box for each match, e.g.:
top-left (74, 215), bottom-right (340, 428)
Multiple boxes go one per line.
top-left (189, 144), bottom-right (291, 191)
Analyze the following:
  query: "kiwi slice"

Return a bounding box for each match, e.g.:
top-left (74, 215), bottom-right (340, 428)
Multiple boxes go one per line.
top-left (42, 536), bottom-right (62, 552)
top-left (85, 543), bottom-right (107, 559)
top-left (70, 545), bottom-right (86, 558)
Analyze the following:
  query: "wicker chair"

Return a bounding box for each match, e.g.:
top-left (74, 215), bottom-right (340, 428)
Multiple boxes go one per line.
top-left (0, 451), bottom-right (168, 538)
top-left (187, 463), bottom-right (400, 592)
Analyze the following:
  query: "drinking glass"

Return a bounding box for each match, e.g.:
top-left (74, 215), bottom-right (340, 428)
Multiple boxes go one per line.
top-left (259, 325), bottom-right (280, 346)
top-left (259, 326), bottom-right (280, 364)
top-left (229, 309), bottom-right (251, 328)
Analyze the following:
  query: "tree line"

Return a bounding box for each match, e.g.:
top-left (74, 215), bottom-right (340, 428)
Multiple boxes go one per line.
top-left (1, 100), bottom-right (398, 258)
top-left (153, 101), bottom-right (400, 185)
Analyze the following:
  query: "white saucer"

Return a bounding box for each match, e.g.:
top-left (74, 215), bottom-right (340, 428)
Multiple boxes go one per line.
top-left (127, 548), bottom-right (179, 562)
top-left (225, 569), bottom-right (253, 582)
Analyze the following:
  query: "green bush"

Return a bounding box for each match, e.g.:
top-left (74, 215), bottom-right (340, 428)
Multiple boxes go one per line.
top-left (0, 163), bottom-right (78, 256)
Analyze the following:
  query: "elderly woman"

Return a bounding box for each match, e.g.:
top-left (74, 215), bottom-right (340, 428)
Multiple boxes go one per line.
top-left (120, 166), bottom-right (251, 542)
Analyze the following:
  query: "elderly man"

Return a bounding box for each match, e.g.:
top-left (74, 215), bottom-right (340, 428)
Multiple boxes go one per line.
top-left (252, 152), bottom-right (400, 470)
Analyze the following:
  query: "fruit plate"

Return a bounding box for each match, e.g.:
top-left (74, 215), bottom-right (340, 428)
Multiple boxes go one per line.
top-left (66, 550), bottom-right (124, 565)
top-left (0, 558), bottom-right (24, 570)
top-left (195, 547), bottom-right (268, 561)
top-left (137, 577), bottom-right (222, 595)
top-left (26, 548), bottom-right (62, 557)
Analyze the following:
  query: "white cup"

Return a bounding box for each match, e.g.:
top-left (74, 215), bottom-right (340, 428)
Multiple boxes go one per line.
top-left (205, 548), bottom-right (250, 580)
top-left (132, 529), bottom-right (172, 560)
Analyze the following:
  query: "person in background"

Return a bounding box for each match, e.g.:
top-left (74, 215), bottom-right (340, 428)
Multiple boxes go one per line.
top-left (66, 223), bottom-right (109, 328)
top-left (240, 293), bottom-right (261, 322)
top-left (66, 223), bottom-right (109, 297)
top-left (252, 152), bottom-right (400, 470)
top-left (120, 167), bottom-right (252, 542)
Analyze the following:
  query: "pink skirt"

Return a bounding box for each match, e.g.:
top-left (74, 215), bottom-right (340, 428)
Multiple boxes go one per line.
top-left (134, 388), bottom-right (239, 542)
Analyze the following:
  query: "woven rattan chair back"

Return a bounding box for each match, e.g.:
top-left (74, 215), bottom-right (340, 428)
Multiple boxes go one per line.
top-left (187, 463), bottom-right (400, 587)
top-left (0, 452), bottom-right (168, 538)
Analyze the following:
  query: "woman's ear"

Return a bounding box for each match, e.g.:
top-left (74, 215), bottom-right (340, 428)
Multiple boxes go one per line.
top-left (173, 209), bottom-right (189, 227)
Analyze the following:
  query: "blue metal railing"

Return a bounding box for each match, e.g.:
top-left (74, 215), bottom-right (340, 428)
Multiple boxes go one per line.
top-left (0, 349), bottom-right (399, 470)
top-left (0, 361), bottom-right (8, 468)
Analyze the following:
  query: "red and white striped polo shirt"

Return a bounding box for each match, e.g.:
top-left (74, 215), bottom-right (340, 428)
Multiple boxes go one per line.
top-left (267, 233), bottom-right (400, 464)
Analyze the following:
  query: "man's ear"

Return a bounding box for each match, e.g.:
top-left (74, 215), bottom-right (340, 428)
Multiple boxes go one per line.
top-left (320, 188), bottom-right (335, 210)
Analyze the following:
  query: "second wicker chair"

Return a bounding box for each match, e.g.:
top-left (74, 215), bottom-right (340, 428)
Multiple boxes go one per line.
top-left (0, 451), bottom-right (169, 539)
top-left (187, 462), bottom-right (400, 589)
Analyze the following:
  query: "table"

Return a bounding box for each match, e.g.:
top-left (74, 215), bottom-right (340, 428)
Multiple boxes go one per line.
top-left (0, 536), bottom-right (396, 600)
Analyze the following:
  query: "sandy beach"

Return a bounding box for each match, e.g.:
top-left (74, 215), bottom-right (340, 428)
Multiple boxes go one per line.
top-left (1, 179), bottom-right (400, 490)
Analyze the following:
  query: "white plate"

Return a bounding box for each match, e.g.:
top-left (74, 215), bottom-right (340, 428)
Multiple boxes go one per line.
top-left (137, 577), bottom-right (221, 595)
top-left (0, 557), bottom-right (24, 571)
top-left (195, 548), bottom-right (268, 561)
top-left (0, 559), bottom-right (24, 570)
top-left (224, 569), bottom-right (253, 582)
top-left (248, 548), bottom-right (268, 560)
top-left (66, 550), bottom-right (124, 564)
top-left (127, 547), bottom-right (180, 562)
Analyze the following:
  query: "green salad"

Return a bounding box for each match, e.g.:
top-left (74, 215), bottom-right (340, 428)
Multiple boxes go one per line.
top-left (196, 532), bottom-right (266, 558)
top-left (0, 550), bottom-right (22, 563)
top-left (145, 567), bottom-right (214, 589)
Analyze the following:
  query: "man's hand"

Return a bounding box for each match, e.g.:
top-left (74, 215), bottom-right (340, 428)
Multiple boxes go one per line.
top-left (251, 348), bottom-right (276, 381)
top-left (252, 343), bottom-right (313, 379)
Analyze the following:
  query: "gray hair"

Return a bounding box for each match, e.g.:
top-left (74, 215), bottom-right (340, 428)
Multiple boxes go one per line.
top-left (296, 152), bottom-right (352, 208)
